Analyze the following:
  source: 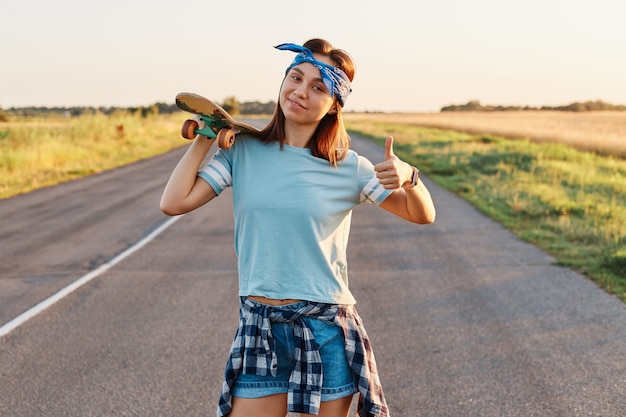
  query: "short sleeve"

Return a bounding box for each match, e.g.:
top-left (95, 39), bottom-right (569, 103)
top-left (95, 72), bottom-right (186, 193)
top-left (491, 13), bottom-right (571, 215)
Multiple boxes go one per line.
top-left (357, 155), bottom-right (393, 205)
top-left (198, 148), bottom-right (234, 195)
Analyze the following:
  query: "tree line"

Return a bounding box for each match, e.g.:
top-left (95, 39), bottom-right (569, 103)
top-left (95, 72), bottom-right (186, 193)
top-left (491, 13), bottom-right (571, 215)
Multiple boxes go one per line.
top-left (3, 97), bottom-right (625, 122)
top-left (441, 100), bottom-right (626, 112)
top-left (0, 97), bottom-right (277, 121)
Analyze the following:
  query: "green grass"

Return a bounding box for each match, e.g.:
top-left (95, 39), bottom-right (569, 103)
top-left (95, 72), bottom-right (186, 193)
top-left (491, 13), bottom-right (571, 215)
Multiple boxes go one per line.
top-left (347, 120), bottom-right (626, 303)
top-left (0, 112), bottom-right (183, 199)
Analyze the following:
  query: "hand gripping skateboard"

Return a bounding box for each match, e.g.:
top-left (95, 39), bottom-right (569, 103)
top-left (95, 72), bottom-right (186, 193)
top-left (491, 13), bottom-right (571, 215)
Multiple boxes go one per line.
top-left (175, 92), bottom-right (260, 149)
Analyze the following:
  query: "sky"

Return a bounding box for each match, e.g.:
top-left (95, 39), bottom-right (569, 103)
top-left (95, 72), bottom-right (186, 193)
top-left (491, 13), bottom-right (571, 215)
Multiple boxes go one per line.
top-left (1, 0), bottom-right (625, 113)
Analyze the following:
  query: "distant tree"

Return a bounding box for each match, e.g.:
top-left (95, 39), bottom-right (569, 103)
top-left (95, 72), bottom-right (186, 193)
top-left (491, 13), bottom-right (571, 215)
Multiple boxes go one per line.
top-left (2, 99), bottom-right (272, 119)
top-left (442, 99), bottom-right (626, 112)
top-left (566, 102), bottom-right (588, 112)
top-left (441, 100), bottom-right (485, 112)
top-left (133, 104), bottom-right (160, 118)
top-left (221, 96), bottom-right (240, 115)
top-left (155, 102), bottom-right (178, 114)
top-left (240, 100), bottom-right (277, 115)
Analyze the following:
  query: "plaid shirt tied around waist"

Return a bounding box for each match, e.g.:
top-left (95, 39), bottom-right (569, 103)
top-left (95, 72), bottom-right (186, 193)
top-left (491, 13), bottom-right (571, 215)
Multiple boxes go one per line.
top-left (217, 297), bottom-right (389, 417)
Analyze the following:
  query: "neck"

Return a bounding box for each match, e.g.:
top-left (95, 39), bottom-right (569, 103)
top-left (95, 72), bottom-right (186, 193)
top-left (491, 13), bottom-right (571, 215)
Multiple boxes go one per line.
top-left (284, 120), bottom-right (316, 148)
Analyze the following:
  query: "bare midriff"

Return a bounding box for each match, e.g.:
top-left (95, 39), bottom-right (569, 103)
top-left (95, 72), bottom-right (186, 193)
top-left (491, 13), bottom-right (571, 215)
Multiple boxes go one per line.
top-left (247, 295), bottom-right (303, 306)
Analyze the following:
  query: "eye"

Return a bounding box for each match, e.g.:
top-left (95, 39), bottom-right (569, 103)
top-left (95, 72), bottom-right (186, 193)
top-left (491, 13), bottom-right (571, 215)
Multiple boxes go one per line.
top-left (287, 69), bottom-right (302, 82)
top-left (313, 83), bottom-right (328, 93)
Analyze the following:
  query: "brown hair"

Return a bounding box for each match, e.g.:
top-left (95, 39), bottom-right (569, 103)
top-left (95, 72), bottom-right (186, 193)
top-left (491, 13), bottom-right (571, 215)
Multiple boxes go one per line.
top-left (259, 38), bottom-right (355, 166)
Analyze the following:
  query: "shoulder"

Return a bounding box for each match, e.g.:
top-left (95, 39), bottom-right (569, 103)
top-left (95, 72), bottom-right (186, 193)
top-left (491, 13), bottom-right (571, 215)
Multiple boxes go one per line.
top-left (339, 149), bottom-right (364, 166)
top-left (222, 134), bottom-right (274, 156)
top-left (232, 134), bottom-right (265, 149)
top-left (340, 149), bottom-right (376, 172)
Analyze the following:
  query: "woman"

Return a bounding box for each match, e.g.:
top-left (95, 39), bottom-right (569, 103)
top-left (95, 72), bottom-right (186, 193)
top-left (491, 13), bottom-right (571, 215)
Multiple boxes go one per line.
top-left (161, 38), bottom-right (435, 417)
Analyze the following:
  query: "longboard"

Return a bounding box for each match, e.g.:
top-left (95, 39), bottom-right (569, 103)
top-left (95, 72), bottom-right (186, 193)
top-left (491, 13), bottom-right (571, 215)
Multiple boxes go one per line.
top-left (175, 92), bottom-right (260, 149)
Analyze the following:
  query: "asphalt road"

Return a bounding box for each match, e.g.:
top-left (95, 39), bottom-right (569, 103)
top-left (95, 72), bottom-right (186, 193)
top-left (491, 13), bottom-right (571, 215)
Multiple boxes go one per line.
top-left (1, 133), bottom-right (625, 417)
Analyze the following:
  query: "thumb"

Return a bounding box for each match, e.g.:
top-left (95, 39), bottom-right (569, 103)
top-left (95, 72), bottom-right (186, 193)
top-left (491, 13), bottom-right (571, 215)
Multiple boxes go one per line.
top-left (384, 136), bottom-right (395, 160)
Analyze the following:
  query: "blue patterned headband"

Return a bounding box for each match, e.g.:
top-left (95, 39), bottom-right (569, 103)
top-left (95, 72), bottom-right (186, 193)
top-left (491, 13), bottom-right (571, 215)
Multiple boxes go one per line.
top-left (275, 43), bottom-right (352, 107)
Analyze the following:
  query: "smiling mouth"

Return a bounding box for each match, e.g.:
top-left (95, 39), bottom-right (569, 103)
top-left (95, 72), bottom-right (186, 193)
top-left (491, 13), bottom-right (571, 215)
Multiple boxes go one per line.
top-left (288, 97), bottom-right (307, 110)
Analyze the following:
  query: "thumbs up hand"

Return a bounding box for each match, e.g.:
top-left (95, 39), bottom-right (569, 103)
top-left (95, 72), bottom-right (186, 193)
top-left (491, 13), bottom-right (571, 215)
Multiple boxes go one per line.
top-left (384, 135), bottom-right (395, 161)
top-left (374, 136), bottom-right (414, 190)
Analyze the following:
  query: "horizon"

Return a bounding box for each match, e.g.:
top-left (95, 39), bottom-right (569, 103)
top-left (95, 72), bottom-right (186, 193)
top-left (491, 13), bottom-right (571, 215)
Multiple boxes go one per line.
top-left (2, 0), bottom-right (625, 113)
top-left (4, 98), bottom-right (625, 114)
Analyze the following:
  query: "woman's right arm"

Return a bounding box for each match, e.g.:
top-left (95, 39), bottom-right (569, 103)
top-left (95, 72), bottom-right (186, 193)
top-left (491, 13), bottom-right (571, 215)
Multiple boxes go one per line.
top-left (160, 134), bottom-right (218, 216)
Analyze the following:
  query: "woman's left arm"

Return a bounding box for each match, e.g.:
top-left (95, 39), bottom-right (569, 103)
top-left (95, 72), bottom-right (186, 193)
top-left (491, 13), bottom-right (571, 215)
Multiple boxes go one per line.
top-left (374, 136), bottom-right (436, 224)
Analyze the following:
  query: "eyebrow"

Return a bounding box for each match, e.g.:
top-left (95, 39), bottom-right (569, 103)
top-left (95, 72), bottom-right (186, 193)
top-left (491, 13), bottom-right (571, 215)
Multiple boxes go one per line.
top-left (291, 67), bottom-right (324, 84)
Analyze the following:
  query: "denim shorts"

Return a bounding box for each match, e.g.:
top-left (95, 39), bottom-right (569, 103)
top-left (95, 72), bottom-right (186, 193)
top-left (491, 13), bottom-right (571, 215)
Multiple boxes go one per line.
top-left (232, 301), bottom-right (357, 401)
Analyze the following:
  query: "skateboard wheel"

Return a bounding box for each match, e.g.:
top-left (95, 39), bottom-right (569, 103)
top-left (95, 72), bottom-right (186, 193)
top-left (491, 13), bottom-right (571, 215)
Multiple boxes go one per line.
top-left (217, 128), bottom-right (236, 149)
top-left (181, 119), bottom-right (199, 139)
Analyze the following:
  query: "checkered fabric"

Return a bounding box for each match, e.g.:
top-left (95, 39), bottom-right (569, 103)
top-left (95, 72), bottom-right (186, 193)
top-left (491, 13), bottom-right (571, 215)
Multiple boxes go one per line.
top-left (217, 297), bottom-right (389, 417)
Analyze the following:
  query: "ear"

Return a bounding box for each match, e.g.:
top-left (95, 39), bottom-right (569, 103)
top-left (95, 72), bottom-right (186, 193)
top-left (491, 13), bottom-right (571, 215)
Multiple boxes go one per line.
top-left (328, 107), bottom-right (338, 116)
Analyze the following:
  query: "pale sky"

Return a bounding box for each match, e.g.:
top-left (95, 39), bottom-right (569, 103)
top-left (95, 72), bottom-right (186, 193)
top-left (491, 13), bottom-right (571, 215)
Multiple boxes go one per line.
top-left (2, 0), bottom-right (625, 112)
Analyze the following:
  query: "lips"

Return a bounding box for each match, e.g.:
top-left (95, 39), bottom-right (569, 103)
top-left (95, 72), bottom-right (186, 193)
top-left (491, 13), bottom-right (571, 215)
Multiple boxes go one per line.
top-left (288, 97), bottom-right (307, 110)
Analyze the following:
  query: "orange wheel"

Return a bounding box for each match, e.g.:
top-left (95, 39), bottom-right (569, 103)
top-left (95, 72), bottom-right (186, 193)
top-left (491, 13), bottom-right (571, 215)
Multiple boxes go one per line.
top-left (217, 128), bottom-right (236, 149)
top-left (181, 119), bottom-right (199, 139)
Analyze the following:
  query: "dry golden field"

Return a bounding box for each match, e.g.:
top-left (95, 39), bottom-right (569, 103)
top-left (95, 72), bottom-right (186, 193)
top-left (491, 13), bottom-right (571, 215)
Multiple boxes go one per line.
top-left (344, 111), bottom-right (626, 158)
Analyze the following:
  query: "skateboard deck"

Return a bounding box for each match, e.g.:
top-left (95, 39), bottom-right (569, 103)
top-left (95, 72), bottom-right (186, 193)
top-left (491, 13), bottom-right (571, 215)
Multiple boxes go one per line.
top-left (175, 92), bottom-right (260, 149)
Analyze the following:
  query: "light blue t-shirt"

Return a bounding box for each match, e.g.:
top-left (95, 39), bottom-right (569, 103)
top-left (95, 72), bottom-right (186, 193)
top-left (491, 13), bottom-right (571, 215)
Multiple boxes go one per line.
top-left (198, 136), bottom-right (392, 305)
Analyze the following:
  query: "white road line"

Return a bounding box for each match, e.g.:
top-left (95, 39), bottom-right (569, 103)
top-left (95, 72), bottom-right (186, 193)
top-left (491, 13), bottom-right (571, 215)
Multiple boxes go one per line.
top-left (0, 215), bottom-right (182, 338)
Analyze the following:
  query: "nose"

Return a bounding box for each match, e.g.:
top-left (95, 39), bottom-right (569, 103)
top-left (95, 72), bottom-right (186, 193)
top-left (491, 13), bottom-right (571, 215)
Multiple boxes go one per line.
top-left (294, 83), bottom-right (307, 98)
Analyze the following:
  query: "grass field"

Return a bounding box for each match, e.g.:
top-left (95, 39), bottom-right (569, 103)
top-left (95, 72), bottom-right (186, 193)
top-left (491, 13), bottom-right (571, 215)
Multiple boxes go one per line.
top-left (1, 110), bottom-right (624, 303)
top-left (0, 112), bottom-right (183, 199)
top-left (344, 115), bottom-right (626, 303)
top-left (345, 111), bottom-right (626, 158)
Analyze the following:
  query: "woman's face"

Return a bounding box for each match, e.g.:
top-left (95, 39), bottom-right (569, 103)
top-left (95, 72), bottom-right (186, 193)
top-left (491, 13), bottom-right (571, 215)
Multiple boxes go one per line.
top-left (279, 53), bottom-right (336, 126)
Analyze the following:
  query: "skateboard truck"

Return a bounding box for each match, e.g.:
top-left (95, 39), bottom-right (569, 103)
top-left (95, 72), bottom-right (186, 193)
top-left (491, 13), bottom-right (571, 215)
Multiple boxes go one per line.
top-left (181, 115), bottom-right (236, 149)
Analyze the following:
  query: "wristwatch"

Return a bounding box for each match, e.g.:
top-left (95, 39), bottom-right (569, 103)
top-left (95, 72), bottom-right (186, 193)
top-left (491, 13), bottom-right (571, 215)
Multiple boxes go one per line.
top-left (403, 166), bottom-right (420, 189)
